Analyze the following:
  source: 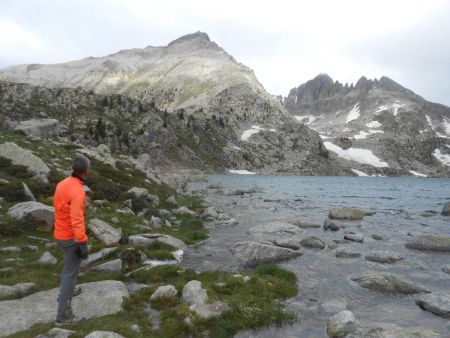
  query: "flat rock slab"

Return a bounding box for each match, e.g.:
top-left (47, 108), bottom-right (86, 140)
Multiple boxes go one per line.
top-left (248, 222), bottom-right (302, 236)
top-left (88, 219), bottom-right (122, 245)
top-left (405, 235), bottom-right (450, 252)
top-left (230, 241), bottom-right (302, 266)
top-left (130, 233), bottom-right (186, 250)
top-left (0, 280), bottom-right (129, 337)
top-left (351, 273), bottom-right (428, 294)
top-left (415, 291), bottom-right (450, 319)
top-left (365, 251), bottom-right (404, 264)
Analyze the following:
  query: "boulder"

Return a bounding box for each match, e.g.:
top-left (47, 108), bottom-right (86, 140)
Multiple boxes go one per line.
top-left (0, 142), bottom-right (50, 183)
top-left (173, 207), bottom-right (198, 217)
top-left (301, 236), bottom-right (325, 249)
top-left (150, 285), bottom-right (178, 300)
top-left (129, 233), bottom-right (186, 250)
top-left (14, 119), bottom-right (59, 139)
top-left (0, 282), bottom-right (35, 299)
top-left (327, 310), bottom-right (358, 338)
top-left (127, 187), bottom-right (159, 212)
top-left (344, 232), bottom-right (363, 243)
top-left (37, 251), bottom-right (57, 265)
top-left (92, 259), bottom-right (122, 272)
top-left (405, 235), bottom-right (450, 252)
top-left (351, 273), bottom-right (428, 294)
top-left (442, 202), bottom-right (450, 216)
top-left (149, 216), bottom-right (161, 228)
top-left (131, 153), bottom-right (153, 171)
top-left (190, 301), bottom-right (230, 319)
top-left (88, 219), bottom-right (122, 245)
top-left (166, 196), bottom-right (177, 206)
top-left (371, 234), bottom-right (383, 241)
top-left (7, 201), bottom-right (54, 231)
top-left (336, 247), bottom-right (361, 258)
top-left (0, 280), bottom-right (129, 337)
top-left (36, 327), bottom-right (75, 338)
top-left (329, 208), bottom-right (363, 220)
top-left (230, 241), bottom-right (302, 266)
top-left (365, 251), bottom-right (404, 264)
top-left (415, 291), bottom-right (450, 319)
top-left (202, 207), bottom-right (218, 220)
top-left (83, 332), bottom-right (125, 338)
top-left (182, 280), bottom-right (208, 306)
top-left (324, 218), bottom-right (340, 231)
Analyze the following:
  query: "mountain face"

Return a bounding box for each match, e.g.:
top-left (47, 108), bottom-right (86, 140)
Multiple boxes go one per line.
top-left (284, 74), bottom-right (450, 177)
top-left (0, 33), bottom-right (344, 175)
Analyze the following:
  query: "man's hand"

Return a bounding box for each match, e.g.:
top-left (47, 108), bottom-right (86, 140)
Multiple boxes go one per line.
top-left (76, 242), bottom-right (89, 259)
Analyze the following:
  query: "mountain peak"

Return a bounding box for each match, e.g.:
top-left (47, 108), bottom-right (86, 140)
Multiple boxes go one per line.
top-left (168, 31), bottom-right (211, 46)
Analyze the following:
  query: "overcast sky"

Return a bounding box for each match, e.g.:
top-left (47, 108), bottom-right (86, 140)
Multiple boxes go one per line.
top-left (1, 0), bottom-right (449, 105)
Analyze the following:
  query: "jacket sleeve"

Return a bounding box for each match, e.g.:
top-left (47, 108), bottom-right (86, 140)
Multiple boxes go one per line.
top-left (70, 191), bottom-right (88, 242)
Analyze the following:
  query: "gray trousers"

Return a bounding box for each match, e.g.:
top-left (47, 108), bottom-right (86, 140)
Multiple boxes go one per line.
top-left (56, 239), bottom-right (81, 321)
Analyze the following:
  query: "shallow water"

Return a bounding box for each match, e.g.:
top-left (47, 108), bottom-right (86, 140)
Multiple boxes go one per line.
top-left (184, 175), bottom-right (450, 337)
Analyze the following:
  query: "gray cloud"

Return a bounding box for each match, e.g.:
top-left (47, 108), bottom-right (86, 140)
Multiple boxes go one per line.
top-left (0, 0), bottom-right (449, 105)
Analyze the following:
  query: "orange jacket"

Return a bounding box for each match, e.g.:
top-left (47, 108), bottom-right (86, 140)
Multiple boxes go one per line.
top-left (53, 175), bottom-right (88, 242)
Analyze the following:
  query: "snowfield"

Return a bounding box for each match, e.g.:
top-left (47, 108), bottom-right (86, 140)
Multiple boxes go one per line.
top-left (241, 125), bottom-right (275, 141)
top-left (351, 169), bottom-right (369, 176)
top-left (409, 170), bottom-right (427, 177)
top-left (354, 130), bottom-right (384, 139)
top-left (433, 149), bottom-right (450, 166)
top-left (229, 169), bottom-right (256, 175)
top-left (346, 103), bottom-right (360, 123)
top-left (324, 142), bottom-right (389, 167)
top-left (366, 121), bottom-right (382, 128)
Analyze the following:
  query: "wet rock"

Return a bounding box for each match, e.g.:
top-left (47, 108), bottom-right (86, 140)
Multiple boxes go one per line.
top-left (371, 234), bottom-right (383, 241)
top-left (301, 236), bottom-right (325, 249)
top-left (230, 241), bottom-right (302, 266)
top-left (88, 218), bottom-right (122, 245)
top-left (7, 201), bottom-right (54, 231)
top-left (327, 310), bottom-right (358, 338)
top-left (92, 259), bottom-right (122, 272)
top-left (442, 202), bottom-right (450, 216)
top-left (290, 220), bottom-right (321, 229)
top-left (150, 285), bottom-right (178, 300)
top-left (328, 241), bottom-right (338, 249)
top-left (190, 301), bottom-right (230, 319)
top-left (443, 265), bottom-right (450, 274)
top-left (351, 273), bottom-right (428, 294)
top-left (273, 238), bottom-right (301, 250)
top-left (202, 206), bottom-right (218, 220)
top-left (415, 291), bottom-right (450, 319)
top-left (83, 332), bottom-right (125, 338)
top-left (329, 208), bottom-right (363, 220)
top-left (335, 247), bottom-right (361, 258)
top-left (0, 142), bottom-right (50, 183)
top-left (365, 251), bottom-right (404, 264)
top-left (0, 281), bottom-right (129, 336)
top-left (0, 282), bottom-right (35, 299)
top-left (37, 251), bottom-right (57, 265)
top-left (321, 298), bottom-right (348, 314)
top-left (182, 280), bottom-right (208, 305)
top-left (344, 232), bottom-right (363, 243)
top-left (324, 218), bottom-right (340, 231)
top-left (405, 235), bottom-right (450, 252)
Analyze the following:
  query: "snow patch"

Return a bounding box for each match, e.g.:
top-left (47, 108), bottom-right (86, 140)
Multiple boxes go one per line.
top-left (233, 146), bottom-right (241, 150)
top-left (295, 115), bottom-right (316, 124)
top-left (443, 118), bottom-right (450, 134)
top-left (353, 130), bottom-right (384, 139)
top-left (366, 121), bottom-right (382, 128)
top-left (229, 169), bottom-right (256, 175)
top-left (432, 149), bottom-right (450, 166)
top-left (319, 134), bottom-right (332, 139)
top-left (409, 170), bottom-right (427, 177)
top-left (346, 103), bottom-right (360, 123)
top-left (351, 169), bottom-right (369, 176)
top-left (241, 125), bottom-right (274, 141)
top-left (324, 142), bottom-right (389, 168)
top-left (392, 103), bottom-right (403, 116)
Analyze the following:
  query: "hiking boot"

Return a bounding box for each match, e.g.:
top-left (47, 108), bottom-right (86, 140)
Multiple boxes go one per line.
top-left (55, 316), bottom-right (86, 326)
top-left (72, 286), bottom-right (82, 297)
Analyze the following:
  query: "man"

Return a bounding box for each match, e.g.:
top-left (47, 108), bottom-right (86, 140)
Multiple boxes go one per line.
top-left (53, 154), bottom-right (90, 325)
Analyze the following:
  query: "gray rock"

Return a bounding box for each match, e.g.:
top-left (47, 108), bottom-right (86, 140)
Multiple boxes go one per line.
top-left (405, 235), bottom-right (450, 252)
top-left (290, 220), bottom-right (321, 229)
top-left (335, 247), bottom-right (361, 258)
top-left (365, 251), bottom-right (404, 263)
top-left (149, 216), bottom-right (161, 228)
top-left (0, 281), bottom-right (129, 337)
top-left (273, 238), bottom-right (301, 250)
top-left (7, 201), bottom-right (54, 231)
top-left (329, 208), bottom-right (363, 220)
top-left (344, 233), bottom-right (364, 243)
top-left (202, 206), bottom-right (218, 220)
top-left (173, 207), bottom-right (198, 217)
top-left (347, 325), bottom-right (439, 338)
top-left (150, 285), bottom-right (178, 300)
top-left (0, 282), bottom-right (35, 298)
top-left (92, 259), bottom-right (122, 272)
top-left (443, 265), bottom-right (450, 274)
top-left (127, 187), bottom-right (159, 211)
top-left (81, 247), bottom-right (118, 268)
top-left (324, 218), bottom-right (340, 231)
top-left (327, 310), bottom-right (358, 338)
top-left (88, 218), bottom-right (122, 245)
top-left (230, 241), bottom-right (302, 266)
top-left (83, 332), bottom-right (125, 338)
top-left (182, 280), bottom-right (208, 305)
top-left (442, 202), bottom-right (450, 216)
top-left (0, 142), bottom-right (50, 183)
top-left (129, 233), bottom-right (186, 250)
top-left (36, 327), bottom-right (75, 338)
top-left (22, 182), bottom-right (36, 202)
top-left (130, 324), bottom-right (141, 333)
top-left (131, 153), bottom-right (153, 171)
top-left (415, 291), bottom-right (450, 319)
top-left (301, 236), bottom-right (326, 249)
top-left (248, 222), bottom-right (302, 240)
top-left (14, 119), bottom-right (59, 139)
top-left (371, 234), bottom-right (383, 240)
top-left (37, 251), bottom-right (57, 265)
top-left (166, 195), bottom-right (177, 206)
top-left (189, 301), bottom-right (230, 319)
top-left (351, 273), bottom-right (428, 294)
top-left (124, 282), bottom-right (150, 295)
top-left (0, 246), bottom-right (21, 253)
